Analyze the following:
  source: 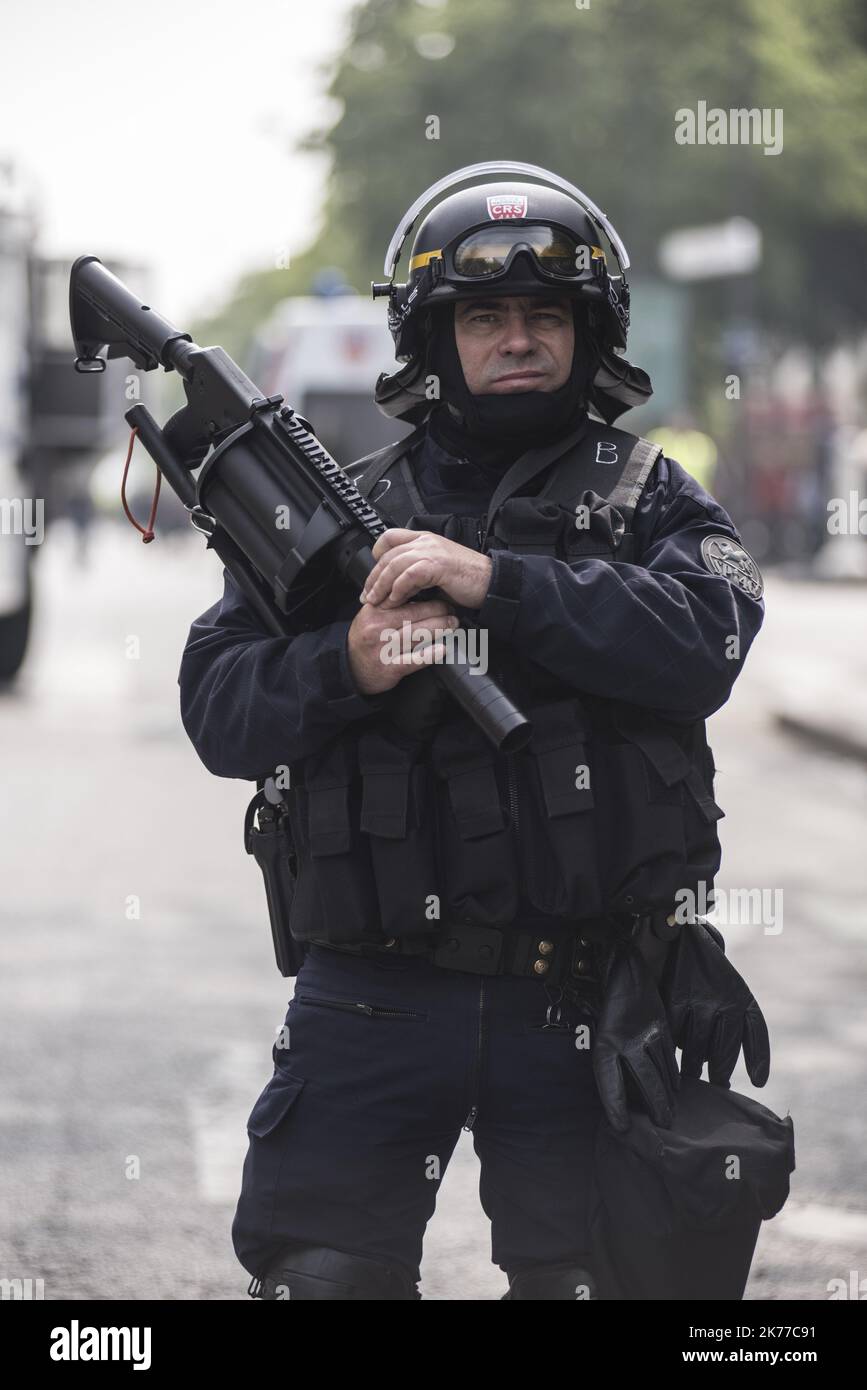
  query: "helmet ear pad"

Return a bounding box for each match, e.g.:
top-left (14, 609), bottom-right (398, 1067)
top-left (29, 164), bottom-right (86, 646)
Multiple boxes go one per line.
top-left (424, 304), bottom-right (459, 395)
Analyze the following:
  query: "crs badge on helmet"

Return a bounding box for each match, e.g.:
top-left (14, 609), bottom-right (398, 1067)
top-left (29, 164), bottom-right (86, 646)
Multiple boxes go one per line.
top-left (486, 192), bottom-right (528, 220)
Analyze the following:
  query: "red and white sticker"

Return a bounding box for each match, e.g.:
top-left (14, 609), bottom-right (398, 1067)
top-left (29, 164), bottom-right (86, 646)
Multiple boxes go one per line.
top-left (486, 193), bottom-right (528, 220)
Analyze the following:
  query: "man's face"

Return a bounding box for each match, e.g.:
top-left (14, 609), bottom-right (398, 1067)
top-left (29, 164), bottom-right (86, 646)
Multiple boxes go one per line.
top-left (452, 294), bottom-right (575, 395)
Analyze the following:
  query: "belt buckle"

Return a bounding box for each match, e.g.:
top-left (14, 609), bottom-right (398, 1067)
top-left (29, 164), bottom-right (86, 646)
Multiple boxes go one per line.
top-left (432, 924), bottom-right (503, 975)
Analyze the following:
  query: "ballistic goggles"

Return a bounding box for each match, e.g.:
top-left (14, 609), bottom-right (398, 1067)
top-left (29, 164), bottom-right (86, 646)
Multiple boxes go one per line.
top-left (409, 222), bottom-right (606, 286)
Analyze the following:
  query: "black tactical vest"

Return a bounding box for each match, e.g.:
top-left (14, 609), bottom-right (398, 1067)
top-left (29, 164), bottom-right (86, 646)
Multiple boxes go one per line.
top-left (282, 414), bottom-right (724, 948)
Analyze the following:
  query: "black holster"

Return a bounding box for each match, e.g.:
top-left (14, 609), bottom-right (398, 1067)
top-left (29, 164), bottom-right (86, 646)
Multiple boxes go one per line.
top-left (244, 785), bottom-right (308, 978)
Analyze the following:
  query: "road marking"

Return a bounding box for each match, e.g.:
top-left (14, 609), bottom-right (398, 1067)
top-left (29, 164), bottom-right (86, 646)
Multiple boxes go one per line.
top-left (777, 1201), bottom-right (867, 1243)
top-left (189, 1041), bottom-right (266, 1205)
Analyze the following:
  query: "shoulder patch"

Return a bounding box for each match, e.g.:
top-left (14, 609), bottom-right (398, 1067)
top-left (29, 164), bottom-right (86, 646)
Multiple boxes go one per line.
top-left (700, 534), bottom-right (764, 600)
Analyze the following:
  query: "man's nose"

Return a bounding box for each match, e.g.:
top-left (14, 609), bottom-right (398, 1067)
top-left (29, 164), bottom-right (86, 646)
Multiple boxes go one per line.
top-left (498, 312), bottom-right (536, 354)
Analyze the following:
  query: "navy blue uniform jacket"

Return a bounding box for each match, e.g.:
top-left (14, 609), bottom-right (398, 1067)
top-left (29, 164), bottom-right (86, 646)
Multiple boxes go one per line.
top-left (177, 440), bottom-right (764, 782)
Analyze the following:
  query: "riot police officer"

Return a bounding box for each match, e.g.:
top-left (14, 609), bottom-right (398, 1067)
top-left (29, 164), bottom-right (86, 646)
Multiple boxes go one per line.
top-left (178, 162), bottom-right (770, 1300)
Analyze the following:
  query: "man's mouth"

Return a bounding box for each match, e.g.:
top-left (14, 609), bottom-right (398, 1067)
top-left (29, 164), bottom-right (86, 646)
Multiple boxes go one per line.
top-left (489, 370), bottom-right (546, 392)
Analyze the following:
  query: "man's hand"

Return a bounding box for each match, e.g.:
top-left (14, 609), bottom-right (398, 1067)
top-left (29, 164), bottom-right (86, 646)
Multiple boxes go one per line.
top-left (347, 598), bottom-right (459, 696)
top-left (360, 528), bottom-right (493, 610)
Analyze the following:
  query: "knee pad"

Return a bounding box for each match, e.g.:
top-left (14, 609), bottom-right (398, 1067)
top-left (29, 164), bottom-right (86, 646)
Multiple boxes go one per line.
top-left (502, 1260), bottom-right (599, 1300)
top-left (249, 1242), bottom-right (421, 1301)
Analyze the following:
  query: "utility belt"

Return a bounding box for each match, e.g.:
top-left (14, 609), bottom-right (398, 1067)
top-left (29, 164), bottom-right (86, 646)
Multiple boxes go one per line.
top-left (306, 912), bottom-right (643, 988)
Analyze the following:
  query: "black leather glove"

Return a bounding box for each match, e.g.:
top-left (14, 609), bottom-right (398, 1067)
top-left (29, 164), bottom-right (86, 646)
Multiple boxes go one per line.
top-left (592, 939), bottom-right (680, 1134)
top-left (658, 918), bottom-right (771, 1089)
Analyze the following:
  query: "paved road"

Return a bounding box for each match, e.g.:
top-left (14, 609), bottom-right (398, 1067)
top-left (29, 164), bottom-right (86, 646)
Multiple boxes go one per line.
top-left (1, 520), bottom-right (865, 1300)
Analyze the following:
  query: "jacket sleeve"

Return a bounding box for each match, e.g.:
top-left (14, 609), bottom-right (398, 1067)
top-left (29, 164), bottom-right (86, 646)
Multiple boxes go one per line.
top-left (178, 569), bottom-right (388, 780)
top-left (476, 456), bottom-right (764, 721)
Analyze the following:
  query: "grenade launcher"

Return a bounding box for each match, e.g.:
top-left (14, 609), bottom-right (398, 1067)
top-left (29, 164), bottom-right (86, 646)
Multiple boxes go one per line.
top-left (68, 255), bottom-right (530, 752)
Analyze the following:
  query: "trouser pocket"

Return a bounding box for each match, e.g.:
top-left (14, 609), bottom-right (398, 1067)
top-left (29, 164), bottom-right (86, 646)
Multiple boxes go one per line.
top-left (232, 1069), bottom-right (307, 1275)
top-left (296, 992), bottom-right (428, 1021)
top-left (246, 1069), bottom-right (307, 1137)
top-left (358, 728), bottom-right (440, 938)
top-left (431, 719), bottom-right (518, 926)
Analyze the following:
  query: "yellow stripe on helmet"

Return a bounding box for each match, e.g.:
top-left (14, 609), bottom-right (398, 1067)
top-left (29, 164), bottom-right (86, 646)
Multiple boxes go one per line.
top-left (409, 249), bottom-right (443, 272)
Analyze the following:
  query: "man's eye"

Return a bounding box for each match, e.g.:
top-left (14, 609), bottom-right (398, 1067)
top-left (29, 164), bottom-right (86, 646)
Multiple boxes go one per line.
top-left (532, 312), bottom-right (566, 325)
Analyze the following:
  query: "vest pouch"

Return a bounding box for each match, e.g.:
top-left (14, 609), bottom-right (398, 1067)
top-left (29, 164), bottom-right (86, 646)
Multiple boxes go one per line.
top-left (682, 730), bottom-right (724, 896)
top-left (430, 719), bottom-right (518, 927)
top-left (298, 737), bottom-right (382, 944)
top-left (358, 727), bottom-right (440, 939)
top-left (626, 715), bottom-right (724, 907)
top-left (560, 490), bottom-right (628, 562)
top-left (488, 496), bottom-right (568, 557)
top-left (596, 709), bottom-right (724, 914)
top-left (515, 699), bottom-right (602, 918)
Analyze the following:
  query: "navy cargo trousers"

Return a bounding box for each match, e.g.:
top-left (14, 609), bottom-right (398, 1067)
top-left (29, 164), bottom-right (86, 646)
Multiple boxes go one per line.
top-left (232, 941), bottom-right (606, 1293)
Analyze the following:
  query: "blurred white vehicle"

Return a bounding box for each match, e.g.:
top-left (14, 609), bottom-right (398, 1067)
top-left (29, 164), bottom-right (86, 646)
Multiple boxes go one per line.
top-left (0, 150), bottom-right (153, 678)
top-left (246, 291), bottom-right (412, 465)
top-left (0, 159), bottom-right (36, 679)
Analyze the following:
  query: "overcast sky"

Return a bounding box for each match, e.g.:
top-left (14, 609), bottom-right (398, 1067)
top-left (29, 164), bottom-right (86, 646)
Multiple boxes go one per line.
top-left (0, 0), bottom-right (355, 321)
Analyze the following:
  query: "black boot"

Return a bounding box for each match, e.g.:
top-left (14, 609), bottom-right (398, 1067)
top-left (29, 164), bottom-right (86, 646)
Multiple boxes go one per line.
top-left (502, 1260), bottom-right (600, 1300)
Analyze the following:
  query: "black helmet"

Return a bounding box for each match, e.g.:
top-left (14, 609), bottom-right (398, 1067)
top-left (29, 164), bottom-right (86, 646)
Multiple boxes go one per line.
top-left (372, 162), bottom-right (652, 425)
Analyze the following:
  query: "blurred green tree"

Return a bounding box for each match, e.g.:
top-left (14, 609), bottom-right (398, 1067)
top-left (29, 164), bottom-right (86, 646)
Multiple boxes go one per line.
top-left (194, 0), bottom-right (867, 361)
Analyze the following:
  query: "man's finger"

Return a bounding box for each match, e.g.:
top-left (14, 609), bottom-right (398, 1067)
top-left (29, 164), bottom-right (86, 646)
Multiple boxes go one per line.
top-left (362, 544), bottom-right (427, 602)
top-left (370, 527), bottom-right (421, 561)
top-left (365, 601), bottom-right (455, 629)
top-left (401, 640), bottom-right (450, 667)
top-left (377, 559), bottom-right (439, 608)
